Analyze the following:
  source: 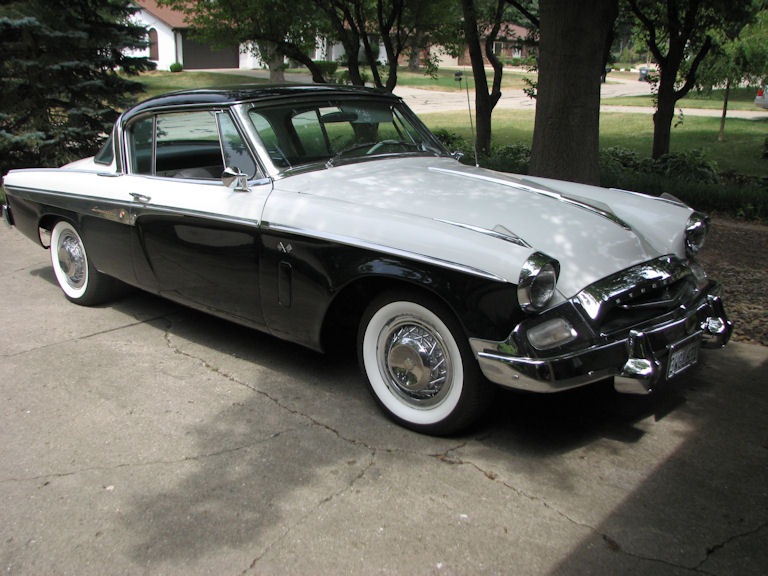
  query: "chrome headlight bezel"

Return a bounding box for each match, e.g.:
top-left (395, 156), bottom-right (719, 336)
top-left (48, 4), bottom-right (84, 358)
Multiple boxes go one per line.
top-left (518, 252), bottom-right (560, 313)
top-left (685, 212), bottom-right (709, 259)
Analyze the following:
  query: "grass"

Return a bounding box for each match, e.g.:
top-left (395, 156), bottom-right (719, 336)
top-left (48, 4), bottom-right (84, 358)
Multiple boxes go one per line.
top-left (601, 86), bottom-right (764, 111)
top-left (133, 70), bottom-right (268, 100)
top-left (392, 66), bottom-right (535, 92)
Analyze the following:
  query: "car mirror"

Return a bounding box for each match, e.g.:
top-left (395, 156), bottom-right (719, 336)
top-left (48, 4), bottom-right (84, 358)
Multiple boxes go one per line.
top-left (222, 166), bottom-right (249, 192)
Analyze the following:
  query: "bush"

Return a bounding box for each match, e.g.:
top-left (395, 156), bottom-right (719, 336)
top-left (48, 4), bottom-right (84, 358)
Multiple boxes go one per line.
top-left (599, 147), bottom-right (767, 220)
top-left (312, 60), bottom-right (338, 79)
top-left (483, 143), bottom-right (530, 174)
top-left (169, 62), bottom-right (183, 73)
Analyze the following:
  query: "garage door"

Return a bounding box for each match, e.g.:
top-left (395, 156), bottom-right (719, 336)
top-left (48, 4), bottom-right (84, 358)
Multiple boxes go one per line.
top-left (181, 31), bottom-right (239, 69)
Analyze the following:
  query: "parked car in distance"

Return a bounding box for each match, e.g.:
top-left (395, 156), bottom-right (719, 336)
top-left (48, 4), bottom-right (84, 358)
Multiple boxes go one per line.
top-left (1, 85), bottom-right (733, 434)
top-left (755, 84), bottom-right (768, 109)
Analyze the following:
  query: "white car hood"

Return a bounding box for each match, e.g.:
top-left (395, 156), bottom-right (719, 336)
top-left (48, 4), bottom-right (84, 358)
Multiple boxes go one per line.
top-left (271, 157), bottom-right (692, 299)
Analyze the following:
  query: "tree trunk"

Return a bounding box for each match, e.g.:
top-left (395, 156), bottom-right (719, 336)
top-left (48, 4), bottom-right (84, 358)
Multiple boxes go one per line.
top-left (407, 30), bottom-right (424, 71)
top-left (460, 0), bottom-right (501, 158)
top-left (652, 65), bottom-right (679, 158)
top-left (528, 0), bottom-right (618, 185)
top-left (265, 45), bottom-right (286, 83)
top-left (718, 78), bottom-right (731, 142)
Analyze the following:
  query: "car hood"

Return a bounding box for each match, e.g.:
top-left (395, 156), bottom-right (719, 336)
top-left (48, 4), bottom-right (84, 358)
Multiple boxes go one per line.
top-left (272, 157), bottom-right (691, 299)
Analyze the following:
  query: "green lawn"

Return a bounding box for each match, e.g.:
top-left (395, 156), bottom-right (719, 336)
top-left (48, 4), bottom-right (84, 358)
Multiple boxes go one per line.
top-left (134, 70), bottom-right (268, 100)
top-left (601, 86), bottom-right (764, 111)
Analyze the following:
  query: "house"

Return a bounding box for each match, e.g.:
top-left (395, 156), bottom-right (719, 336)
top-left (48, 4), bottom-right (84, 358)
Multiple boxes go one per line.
top-left (131, 0), bottom-right (241, 70)
top-left (457, 23), bottom-right (535, 66)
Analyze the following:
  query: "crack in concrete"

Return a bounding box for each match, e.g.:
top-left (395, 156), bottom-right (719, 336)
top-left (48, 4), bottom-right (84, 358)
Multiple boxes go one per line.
top-left (161, 322), bottom-right (378, 454)
top-left (695, 520), bottom-right (768, 572)
top-left (0, 431), bottom-right (292, 485)
top-left (428, 449), bottom-right (730, 574)
top-left (1, 312), bottom-right (176, 358)
top-left (240, 451), bottom-right (378, 576)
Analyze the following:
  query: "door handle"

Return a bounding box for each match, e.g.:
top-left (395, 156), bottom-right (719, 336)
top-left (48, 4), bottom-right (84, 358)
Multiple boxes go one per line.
top-left (130, 192), bottom-right (151, 203)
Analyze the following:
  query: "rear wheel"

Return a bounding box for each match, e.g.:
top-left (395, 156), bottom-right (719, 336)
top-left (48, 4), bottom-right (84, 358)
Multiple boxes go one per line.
top-left (358, 291), bottom-right (491, 435)
top-left (50, 220), bottom-right (116, 305)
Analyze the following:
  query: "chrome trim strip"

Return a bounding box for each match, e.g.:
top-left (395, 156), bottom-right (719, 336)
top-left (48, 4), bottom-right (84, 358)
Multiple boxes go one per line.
top-left (263, 222), bottom-right (508, 283)
top-left (428, 167), bottom-right (632, 230)
top-left (3, 185), bottom-right (262, 229)
top-left (433, 218), bottom-right (530, 248)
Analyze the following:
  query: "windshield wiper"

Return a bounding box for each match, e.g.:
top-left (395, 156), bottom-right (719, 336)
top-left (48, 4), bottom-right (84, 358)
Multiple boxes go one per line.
top-left (326, 140), bottom-right (433, 168)
top-left (325, 142), bottom-right (377, 168)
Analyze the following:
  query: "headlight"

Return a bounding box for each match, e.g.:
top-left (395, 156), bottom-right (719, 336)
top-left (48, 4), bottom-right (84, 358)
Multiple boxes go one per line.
top-left (685, 212), bottom-right (709, 259)
top-left (518, 252), bottom-right (559, 312)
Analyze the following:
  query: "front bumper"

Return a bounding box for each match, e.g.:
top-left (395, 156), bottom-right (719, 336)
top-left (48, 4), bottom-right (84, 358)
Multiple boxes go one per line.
top-left (470, 287), bottom-right (732, 395)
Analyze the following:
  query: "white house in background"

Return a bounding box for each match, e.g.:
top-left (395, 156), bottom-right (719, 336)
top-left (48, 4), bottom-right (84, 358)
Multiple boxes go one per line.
top-left (129, 0), bottom-right (386, 72)
top-left (131, 0), bottom-right (241, 70)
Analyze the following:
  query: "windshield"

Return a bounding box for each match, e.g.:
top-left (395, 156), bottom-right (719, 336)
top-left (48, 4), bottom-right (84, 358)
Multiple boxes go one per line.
top-left (247, 98), bottom-right (448, 172)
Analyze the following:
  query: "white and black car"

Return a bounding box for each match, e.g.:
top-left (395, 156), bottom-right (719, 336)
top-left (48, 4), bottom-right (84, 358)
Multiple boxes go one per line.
top-left (1, 85), bottom-right (732, 434)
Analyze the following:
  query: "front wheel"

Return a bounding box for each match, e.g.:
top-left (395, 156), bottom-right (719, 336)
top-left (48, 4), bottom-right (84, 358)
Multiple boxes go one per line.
top-left (50, 220), bottom-right (117, 306)
top-left (358, 291), bottom-right (491, 435)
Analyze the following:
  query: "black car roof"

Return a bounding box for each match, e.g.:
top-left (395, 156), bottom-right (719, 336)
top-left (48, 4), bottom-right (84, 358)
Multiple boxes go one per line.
top-left (121, 84), bottom-right (401, 122)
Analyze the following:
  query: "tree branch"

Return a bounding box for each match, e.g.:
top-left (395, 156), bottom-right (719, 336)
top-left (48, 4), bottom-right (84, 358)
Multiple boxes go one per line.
top-left (504, 0), bottom-right (539, 28)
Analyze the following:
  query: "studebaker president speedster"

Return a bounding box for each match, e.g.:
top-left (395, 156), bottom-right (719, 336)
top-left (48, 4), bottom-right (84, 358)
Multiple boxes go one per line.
top-left (1, 85), bottom-right (732, 434)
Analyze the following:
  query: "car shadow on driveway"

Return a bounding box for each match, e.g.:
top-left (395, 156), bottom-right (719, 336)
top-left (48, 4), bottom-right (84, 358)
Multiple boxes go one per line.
top-left (67, 286), bottom-right (711, 566)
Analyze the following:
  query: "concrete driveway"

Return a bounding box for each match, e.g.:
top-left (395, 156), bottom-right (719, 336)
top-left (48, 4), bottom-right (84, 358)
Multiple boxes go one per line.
top-left (1, 221), bottom-right (767, 575)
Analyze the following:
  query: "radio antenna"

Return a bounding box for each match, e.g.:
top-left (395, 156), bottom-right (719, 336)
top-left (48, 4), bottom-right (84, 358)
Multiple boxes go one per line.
top-left (454, 70), bottom-right (479, 167)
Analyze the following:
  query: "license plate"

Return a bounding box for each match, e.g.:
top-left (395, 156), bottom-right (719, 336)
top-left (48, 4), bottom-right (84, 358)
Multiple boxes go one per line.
top-left (667, 337), bottom-right (700, 379)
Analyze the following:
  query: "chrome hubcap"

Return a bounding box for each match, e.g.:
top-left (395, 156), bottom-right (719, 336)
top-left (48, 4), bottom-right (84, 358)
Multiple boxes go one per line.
top-left (57, 232), bottom-right (86, 290)
top-left (380, 317), bottom-right (452, 408)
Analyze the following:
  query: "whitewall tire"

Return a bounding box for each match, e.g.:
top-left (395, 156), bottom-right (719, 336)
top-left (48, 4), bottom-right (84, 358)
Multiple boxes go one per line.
top-left (358, 291), bottom-right (491, 435)
top-left (50, 220), bottom-right (115, 305)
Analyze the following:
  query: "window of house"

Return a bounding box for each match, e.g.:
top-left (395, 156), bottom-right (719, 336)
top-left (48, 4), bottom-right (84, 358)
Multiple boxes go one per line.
top-left (148, 29), bottom-right (159, 61)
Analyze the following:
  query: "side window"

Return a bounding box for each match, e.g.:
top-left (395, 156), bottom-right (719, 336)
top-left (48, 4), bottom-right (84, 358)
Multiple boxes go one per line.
top-left (216, 112), bottom-right (260, 179)
top-left (128, 116), bottom-right (154, 174)
top-left (155, 111), bottom-right (223, 179)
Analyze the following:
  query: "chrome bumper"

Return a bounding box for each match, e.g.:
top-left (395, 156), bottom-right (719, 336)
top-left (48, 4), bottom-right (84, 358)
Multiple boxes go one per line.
top-left (470, 291), bottom-right (732, 395)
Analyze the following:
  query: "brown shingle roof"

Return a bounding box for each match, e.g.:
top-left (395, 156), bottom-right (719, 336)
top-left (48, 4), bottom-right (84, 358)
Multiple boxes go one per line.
top-left (134, 0), bottom-right (191, 29)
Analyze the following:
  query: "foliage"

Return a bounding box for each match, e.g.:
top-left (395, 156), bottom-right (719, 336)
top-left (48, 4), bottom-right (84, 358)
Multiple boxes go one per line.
top-left (600, 146), bottom-right (720, 184)
top-left (626, 0), bottom-right (758, 158)
top-left (312, 60), bottom-right (338, 79)
top-left (0, 0), bottom-right (154, 174)
top-left (159, 0), bottom-right (325, 82)
top-left (169, 62), bottom-right (183, 73)
top-left (599, 146), bottom-right (768, 219)
top-left (695, 9), bottom-right (768, 92)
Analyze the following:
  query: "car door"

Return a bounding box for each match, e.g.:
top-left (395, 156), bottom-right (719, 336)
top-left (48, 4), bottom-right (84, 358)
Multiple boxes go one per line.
top-left (123, 108), bottom-right (272, 328)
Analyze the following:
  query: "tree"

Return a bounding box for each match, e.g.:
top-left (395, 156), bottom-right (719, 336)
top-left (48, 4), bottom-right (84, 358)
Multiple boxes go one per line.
top-left (694, 8), bottom-right (768, 142)
top-left (459, 0), bottom-right (509, 158)
top-left (159, 0), bottom-right (329, 83)
top-left (0, 0), bottom-right (154, 174)
top-left (528, 0), bottom-right (618, 185)
top-left (628, 0), bottom-right (756, 158)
